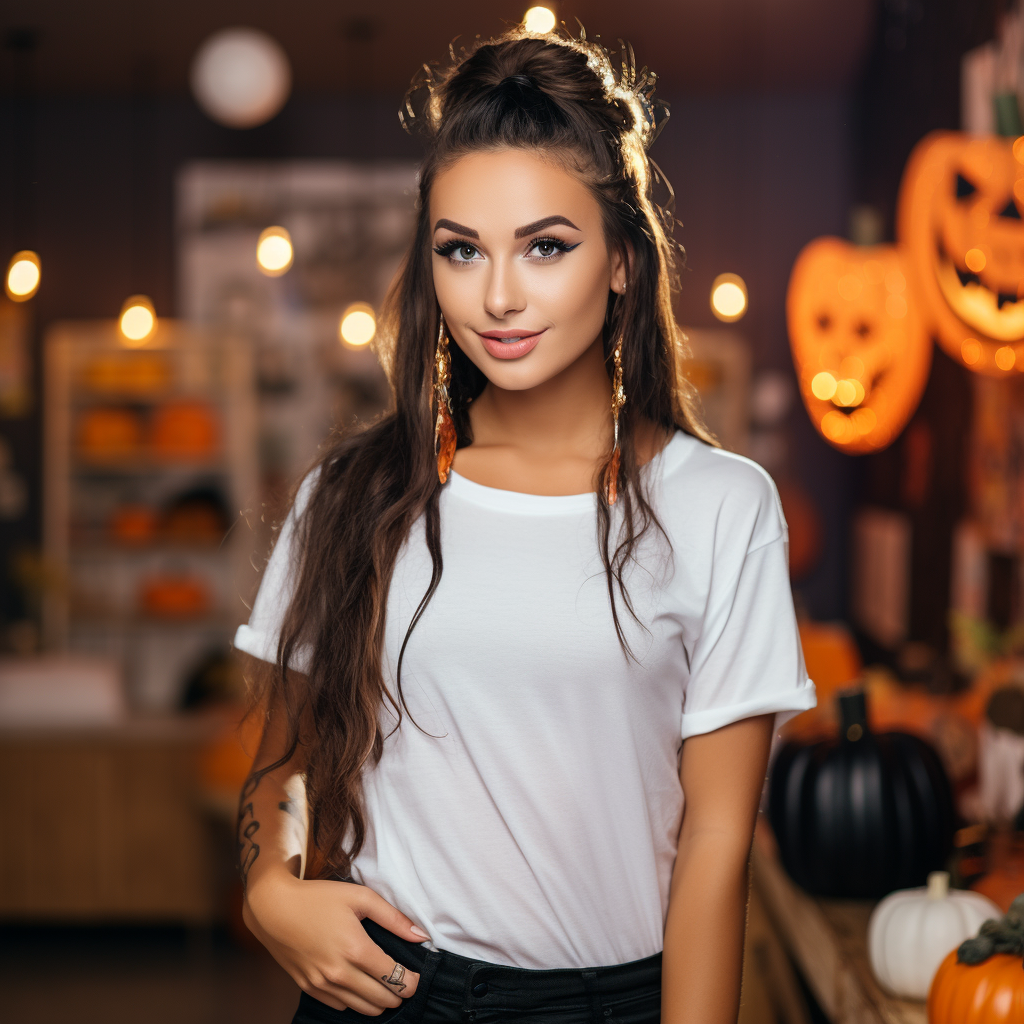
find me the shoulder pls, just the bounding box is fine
[656,431,786,552]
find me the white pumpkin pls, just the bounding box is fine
[867,872,1000,1000]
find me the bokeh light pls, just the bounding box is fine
[5,250,41,301]
[523,7,557,33]
[190,28,292,129]
[339,303,377,347]
[961,338,981,365]
[811,372,837,400]
[964,248,986,274]
[256,226,293,276]
[710,273,748,322]
[119,295,157,346]
[995,345,1016,371]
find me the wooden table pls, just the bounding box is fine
[0,715,227,924]
[749,818,927,1024]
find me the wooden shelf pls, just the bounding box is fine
[751,817,927,1024]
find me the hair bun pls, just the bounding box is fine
[502,73,536,89]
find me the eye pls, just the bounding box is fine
[854,321,871,338]
[955,172,978,200]
[525,236,579,260]
[817,313,832,331]
[433,240,482,263]
[999,198,1022,220]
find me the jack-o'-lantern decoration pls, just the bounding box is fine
[787,238,931,453]
[898,132,1024,376]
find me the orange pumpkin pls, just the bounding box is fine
[928,950,1024,1022]
[787,237,931,453]
[108,504,158,545]
[898,132,1024,376]
[76,407,144,460]
[139,574,210,617]
[149,401,220,461]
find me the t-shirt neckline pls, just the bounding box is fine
[446,430,690,515]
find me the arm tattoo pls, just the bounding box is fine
[237,775,262,889]
[278,798,301,820]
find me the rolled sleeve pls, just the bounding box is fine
[681,532,816,740]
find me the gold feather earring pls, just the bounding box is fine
[434,312,457,483]
[604,336,626,504]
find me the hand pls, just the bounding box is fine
[244,873,429,1014]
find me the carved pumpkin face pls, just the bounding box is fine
[898,132,1024,374]
[787,237,931,454]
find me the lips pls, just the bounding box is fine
[476,328,546,360]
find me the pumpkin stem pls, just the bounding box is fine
[956,894,1024,964]
[838,687,869,742]
[927,871,949,900]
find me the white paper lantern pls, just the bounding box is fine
[867,872,1000,1000]
[190,28,291,129]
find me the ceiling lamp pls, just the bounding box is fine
[5,250,40,301]
[190,28,292,129]
[339,303,376,347]
[119,295,157,346]
[256,226,294,276]
[710,273,748,322]
[523,7,557,33]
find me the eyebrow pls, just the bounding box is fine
[514,215,580,238]
[431,215,582,239]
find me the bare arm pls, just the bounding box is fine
[237,661,429,1014]
[661,714,775,1024]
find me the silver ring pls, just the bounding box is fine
[386,963,406,987]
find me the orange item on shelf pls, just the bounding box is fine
[783,620,862,740]
[108,504,158,545]
[163,503,225,544]
[139,574,211,617]
[81,353,171,395]
[970,831,1024,913]
[76,407,144,460]
[150,401,220,461]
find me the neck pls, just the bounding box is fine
[468,334,612,460]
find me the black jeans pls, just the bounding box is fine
[292,919,663,1024]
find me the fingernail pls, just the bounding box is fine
[410,925,430,939]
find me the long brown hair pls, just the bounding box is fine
[247,27,716,878]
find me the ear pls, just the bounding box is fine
[610,243,631,294]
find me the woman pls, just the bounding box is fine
[234,25,815,1024]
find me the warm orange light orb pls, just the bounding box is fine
[256,226,293,276]
[119,295,157,346]
[339,303,376,347]
[710,273,748,322]
[5,250,41,301]
[523,6,556,33]
[787,237,931,455]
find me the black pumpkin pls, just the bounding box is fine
[767,687,955,898]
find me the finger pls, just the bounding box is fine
[309,980,395,1017]
[353,886,431,944]
[344,935,421,1000]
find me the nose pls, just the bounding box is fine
[483,256,526,320]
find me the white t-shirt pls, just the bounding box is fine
[234,430,815,969]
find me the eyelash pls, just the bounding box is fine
[432,236,580,264]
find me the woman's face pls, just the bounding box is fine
[430,147,626,391]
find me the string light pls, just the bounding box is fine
[710,273,748,322]
[339,303,376,347]
[5,250,41,301]
[119,295,157,346]
[523,7,556,33]
[256,226,293,276]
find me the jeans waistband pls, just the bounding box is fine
[362,919,663,1013]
